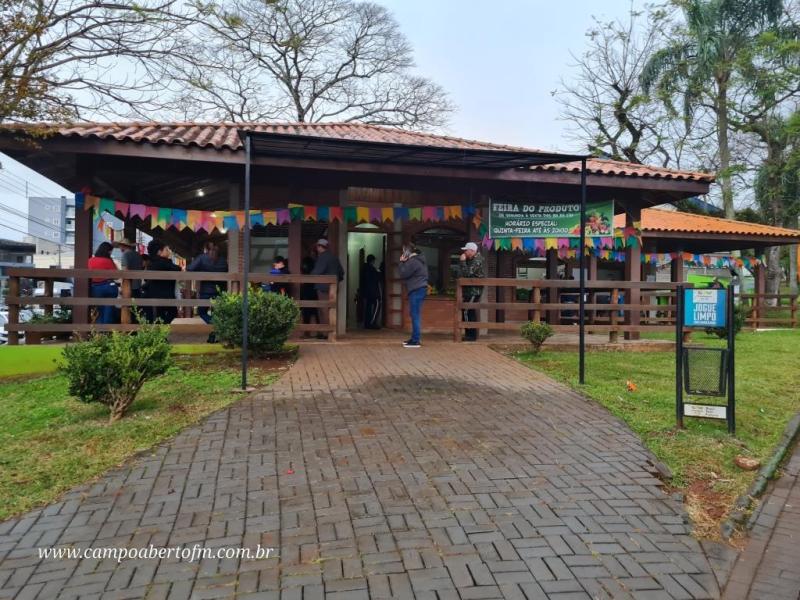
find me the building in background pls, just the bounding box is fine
[25,196,75,268]
[0,238,35,301]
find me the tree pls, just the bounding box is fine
[160,0,453,128]
[641,0,784,219]
[559,8,699,167]
[0,0,187,123]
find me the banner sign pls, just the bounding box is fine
[684,289,727,327]
[489,199,614,238]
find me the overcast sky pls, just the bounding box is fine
[0,0,634,241]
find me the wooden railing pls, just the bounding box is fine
[454,279,690,342]
[4,268,338,344]
[739,292,798,328]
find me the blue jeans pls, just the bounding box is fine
[197,292,216,324]
[408,287,427,343]
[91,281,118,324]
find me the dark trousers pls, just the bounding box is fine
[363,296,381,329]
[463,293,481,340]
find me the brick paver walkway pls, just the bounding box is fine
[0,344,720,599]
[722,444,800,600]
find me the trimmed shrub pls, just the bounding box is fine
[211,288,300,356]
[520,321,553,353]
[60,324,172,422]
[706,302,748,338]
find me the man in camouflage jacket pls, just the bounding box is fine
[458,242,485,341]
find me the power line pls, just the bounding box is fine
[0,202,64,234]
[0,169,64,199]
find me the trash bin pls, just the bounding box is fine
[682,346,728,396]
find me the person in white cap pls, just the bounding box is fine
[458,241,485,341]
[310,238,344,339]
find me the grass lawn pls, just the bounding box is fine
[515,329,800,538]
[0,351,284,520]
[0,343,234,378]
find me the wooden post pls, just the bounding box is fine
[624,206,642,340]
[454,279,462,342]
[7,276,19,345]
[609,287,619,343]
[44,279,54,317]
[289,219,302,298]
[791,295,797,328]
[587,255,597,324]
[328,280,337,342]
[754,263,767,328]
[546,248,559,325]
[73,191,94,329]
[533,287,542,324]
[120,278,132,325]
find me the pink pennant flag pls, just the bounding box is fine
[369,207,382,223]
[128,204,146,220]
[114,201,130,217]
[422,206,437,222]
[144,206,159,225]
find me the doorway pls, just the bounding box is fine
[347,228,386,330]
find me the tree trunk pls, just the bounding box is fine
[716,79,735,219]
[765,245,782,307]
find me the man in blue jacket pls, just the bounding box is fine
[398,244,428,348]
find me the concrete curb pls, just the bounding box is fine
[720,412,800,540]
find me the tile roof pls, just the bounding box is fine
[3,121,715,183]
[615,207,800,238]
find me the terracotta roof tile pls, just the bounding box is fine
[614,207,800,238]
[2,121,715,183]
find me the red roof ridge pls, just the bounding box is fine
[0,120,715,183]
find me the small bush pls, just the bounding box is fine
[211,288,300,356]
[520,321,553,353]
[60,324,172,422]
[705,303,748,338]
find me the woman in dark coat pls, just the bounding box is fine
[142,239,182,323]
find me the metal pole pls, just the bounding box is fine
[676,285,684,429]
[579,159,587,384]
[242,135,252,390]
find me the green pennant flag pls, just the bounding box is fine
[344,206,357,223]
[98,197,115,217]
[409,207,422,221]
[289,206,304,221]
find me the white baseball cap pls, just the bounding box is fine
[461,242,478,252]
[316,238,329,247]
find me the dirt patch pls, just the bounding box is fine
[685,479,736,540]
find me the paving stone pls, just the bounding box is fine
[0,344,720,599]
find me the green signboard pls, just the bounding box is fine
[489,199,614,238]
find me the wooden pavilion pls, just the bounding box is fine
[0,121,796,341]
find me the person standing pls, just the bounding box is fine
[360,254,382,329]
[87,242,118,324]
[398,244,428,348]
[267,255,290,295]
[458,242,485,341]
[114,238,143,298]
[310,239,344,339]
[187,241,228,333]
[142,240,182,323]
